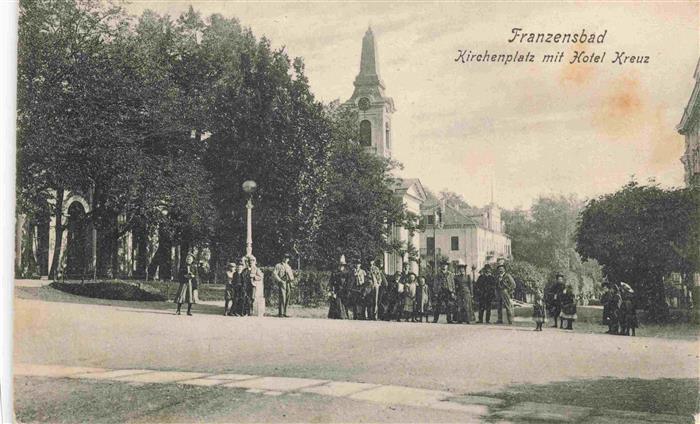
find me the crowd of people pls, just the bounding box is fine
[601,282,638,336]
[173,252,636,336]
[326,256,518,325]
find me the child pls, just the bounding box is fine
[532,290,546,331]
[415,276,430,322]
[402,273,417,322]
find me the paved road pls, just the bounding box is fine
[14,298,698,394]
[12,295,699,422]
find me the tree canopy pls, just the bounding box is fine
[16,0,410,278]
[576,181,699,319]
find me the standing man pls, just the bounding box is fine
[348,259,367,319]
[245,255,265,317]
[545,273,566,328]
[224,262,236,316]
[273,253,295,318]
[367,258,387,320]
[232,259,247,316]
[454,261,474,324]
[432,260,456,323]
[474,264,496,323]
[495,264,515,324]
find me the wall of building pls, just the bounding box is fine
[682,119,699,187]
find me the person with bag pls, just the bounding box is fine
[174,253,198,316]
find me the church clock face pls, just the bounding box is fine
[358,97,371,111]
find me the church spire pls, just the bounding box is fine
[354,26,385,90]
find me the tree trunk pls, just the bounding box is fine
[48,187,64,281]
[147,226,172,280]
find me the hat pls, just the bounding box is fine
[496,264,506,270]
[227,262,236,269]
[283,253,291,259]
[456,259,467,268]
[555,273,565,278]
[439,259,450,266]
[339,255,346,265]
[248,255,257,262]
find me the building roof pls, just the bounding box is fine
[354,26,385,90]
[392,178,427,202]
[678,57,700,134]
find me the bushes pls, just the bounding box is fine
[50,270,333,306]
[50,281,166,301]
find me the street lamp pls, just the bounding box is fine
[242,180,257,257]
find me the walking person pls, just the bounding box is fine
[546,273,566,328]
[559,284,577,330]
[532,289,546,331]
[174,253,198,316]
[454,261,474,324]
[273,254,295,318]
[415,276,430,322]
[432,260,456,323]
[474,264,496,323]
[494,264,515,324]
[328,257,350,319]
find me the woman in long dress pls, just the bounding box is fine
[174,254,198,316]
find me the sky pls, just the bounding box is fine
[126,1,699,209]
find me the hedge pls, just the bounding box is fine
[50,281,166,301]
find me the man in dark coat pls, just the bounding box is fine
[545,273,566,328]
[494,264,515,324]
[474,264,496,323]
[432,261,456,323]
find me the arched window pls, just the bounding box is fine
[360,120,372,147]
[385,122,391,149]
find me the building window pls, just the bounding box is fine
[426,215,434,225]
[427,237,435,254]
[451,236,459,251]
[360,120,371,147]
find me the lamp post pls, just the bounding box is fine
[242,180,257,257]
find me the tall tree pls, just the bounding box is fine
[576,181,699,320]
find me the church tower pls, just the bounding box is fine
[345,27,396,158]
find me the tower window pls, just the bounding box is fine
[360,120,371,147]
[385,122,391,149]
